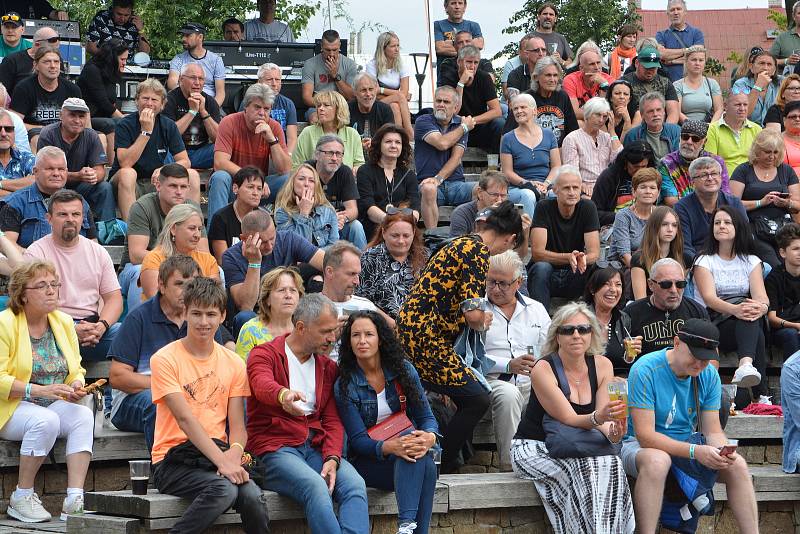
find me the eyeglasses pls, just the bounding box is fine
[691,171,720,181]
[483,191,508,200]
[181,75,205,82]
[0,125,15,132]
[486,278,519,290]
[557,324,593,336]
[318,149,344,158]
[25,282,62,291]
[35,36,59,44]
[1,14,20,22]
[652,279,688,289]
[680,133,704,142]
[786,86,800,92]
[386,206,413,215]
[787,114,800,121]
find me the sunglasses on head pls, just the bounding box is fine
[681,133,704,143]
[749,47,765,62]
[35,36,59,44]
[386,206,413,215]
[652,279,688,289]
[1,14,20,23]
[556,324,592,336]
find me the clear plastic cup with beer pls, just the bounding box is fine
[607,377,628,420]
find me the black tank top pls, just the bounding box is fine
[514,353,599,441]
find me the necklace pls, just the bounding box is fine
[384,168,411,210]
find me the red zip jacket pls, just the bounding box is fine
[245,334,344,459]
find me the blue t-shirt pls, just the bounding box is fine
[270,93,298,133]
[414,113,467,181]
[655,24,705,82]
[627,348,721,441]
[500,128,557,183]
[109,113,185,182]
[222,230,318,289]
[434,19,482,51]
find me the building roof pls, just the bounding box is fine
[637,8,784,89]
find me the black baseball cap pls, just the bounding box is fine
[677,319,720,360]
[178,22,206,35]
[1,12,22,27]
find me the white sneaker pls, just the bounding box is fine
[758,395,773,405]
[397,522,417,534]
[7,493,52,523]
[60,494,84,521]
[732,363,761,389]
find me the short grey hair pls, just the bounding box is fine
[551,164,582,188]
[530,56,563,92]
[35,146,67,168]
[353,71,378,89]
[650,257,685,280]
[243,83,275,108]
[667,0,687,9]
[315,134,345,152]
[457,45,481,61]
[241,209,273,234]
[323,240,362,271]
[582,96,610,120]
[435,85,461,105]
[688,156,722,179]
[293,293,338,326]
[257,62,281,80]
[510,93,536,110]
[0,108,12,125]
[180,62,204,77]
[489,250,525,280]
[541,301,606,356]
[636,37,659,52]
[639,91,666,114]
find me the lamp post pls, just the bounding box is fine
[410,52,430,113]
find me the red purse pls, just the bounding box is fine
[366,382,415,441]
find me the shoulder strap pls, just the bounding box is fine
[395,381,407,412]
[693,376,702,434]
[669,28,689,49]
[549,353,572,399]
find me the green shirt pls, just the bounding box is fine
[0,38,31,59]
[704,117,762,175]
[770,29,800,60]
[291,124,366,171]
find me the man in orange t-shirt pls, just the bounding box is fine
[149,277,268,533]
[562,47,614,120]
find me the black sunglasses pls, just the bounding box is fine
[0,125,14,132]
[557,324,592,336]
[680,133,704,143]
[652,279,688,289]
[35,36,59,44]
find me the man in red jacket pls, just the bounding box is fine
[246,293,369,533]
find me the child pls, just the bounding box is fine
[765,223,800,358]
[150,277,268,533]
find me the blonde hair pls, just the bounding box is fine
[541,301,606,356]
[8,261,58,315]
[748,128,785,165]
[257,267,305,323]
[374,31,402,77]
[135,78,167,103]
[274,163,333,214]
[776,74,800,108]
[684,45,707,60]
[155,204,204,257]
[313,91,350,130]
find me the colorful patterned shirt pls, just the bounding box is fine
[235,317,273,361]
[658,150,731,200]
[0,148,34,183]
[30,327,68,407]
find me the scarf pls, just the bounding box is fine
[610,46,637,79]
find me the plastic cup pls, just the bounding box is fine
[432,448,442,479]
[607,378,628,420]
[486,154,499,170]
[623,337,637,364]
[129,460,151,495]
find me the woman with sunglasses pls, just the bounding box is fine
[693,205,771,407]
[630,206,689,299]
[511,301,634,533]
[356,124,419,241]
[335,311,439,534]
[674,45,723,123]
[356,209,428,321]
[733,48,783,126]
[0,262,94,523]
[591,141,656,226]
[605,79,634,140]
[783,100,800,175]
[397,201,522,474]
[274,163,339,249]
[764,74,800,132]
[730,129,800,268]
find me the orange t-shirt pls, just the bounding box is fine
[785,135,800,176]
[141,247,219,278]
[150,340,250,464]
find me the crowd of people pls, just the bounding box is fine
[1,0,800,532]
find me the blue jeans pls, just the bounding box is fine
[775,328,800,360]
[111,389,156,452]
[340,219,367,250]
[70,180,116,222]
[527,262,588,310]
[187,144,215,170]
[264,173,288,205]
[352,453,437,531]
[507,186,537,218]
[436,180,476,206]
[261,440,368,534]
[79,321,120,362]
[233,310,257,340]
[118,263,144,315]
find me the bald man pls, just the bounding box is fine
[0,26,59,96]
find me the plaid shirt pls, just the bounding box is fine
[0,148,34,182]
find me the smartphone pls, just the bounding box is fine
[779,192,791,198]
[718,443,738,457]
[514,203,524,212]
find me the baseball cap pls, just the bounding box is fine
[638,46,661,69]
[677,319,720,360]
[178,22,207,35]
[1,12,22,27]
[61,98,90,113]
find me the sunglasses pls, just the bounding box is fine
[386,206,413,215]
[652,279,688,289]
[35,36,59,44]
[680,133,704,142]
[1,14,20,23]
[748,47,765,62]
[0,125,14,132]
[557,324,592,336]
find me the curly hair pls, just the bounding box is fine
[336,310,422,407]
[368,123,412,169]
[366,210,428,276]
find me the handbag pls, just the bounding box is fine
[752,213,791,245]
[163,438,268,489]
[542,354,622,458]
[367,382,415,441]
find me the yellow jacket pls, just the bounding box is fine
[0,308,85,429]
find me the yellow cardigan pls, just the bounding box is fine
[0,308,85,429]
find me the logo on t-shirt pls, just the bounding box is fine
[319,74,330,84]
[183,370,225,410]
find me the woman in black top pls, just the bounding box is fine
[591,141,656,226]
[511,301,633,533]
[356,123,419,242]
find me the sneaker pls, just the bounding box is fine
[732,363,761,389]
[397,522,417,534]
[7,493,52,523]
[758,395,773,405]
[60,494,84,521]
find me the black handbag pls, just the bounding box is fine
[541,354,622,458]
[163,438,268,489]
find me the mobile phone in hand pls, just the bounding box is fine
[718,443,738,457]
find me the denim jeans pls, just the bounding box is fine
[436,180,476,207]
[774,327,800,360]
[118,263,143,314]
[507,186,537,218]
[352,452,437,532]
[70,180,116,223]
[79,321,120,362]
[153,460,268,534]
[186,144,215,170]
[207,170,235,225]
[264,173,288,205]
[111,389,156,452]
[527,262,588,310]
[233,310,257,340]
[261,439,369,534]
[340,219,367,250]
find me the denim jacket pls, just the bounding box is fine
[334,360,439,460]
[1,184,92,248]
[274,205,339,248]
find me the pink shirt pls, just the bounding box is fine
[785,135,800,176]
[561,128,622,184]
[24,235,120,319]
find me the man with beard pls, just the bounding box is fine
[434,0,483,75]
[0,146,95,249]
[347,73,394,150]
[622,46,680,123]
[166,22,225,106]
[0,26,58,97]
[531,3,572,65]
[25,187,123,361]
[623,92,681,160]
[660,119,730,205]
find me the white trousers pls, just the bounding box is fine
[0,400,94,457]
[487,377,531,469]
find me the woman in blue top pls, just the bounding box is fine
[733,48,783,126]
[274,163,339,248]
[500,93,561,196]
[335,311,439,534]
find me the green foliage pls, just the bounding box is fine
[768,8,788,31]
[52,0,320,59]
[704,57,725,76]
[494,0,640,61]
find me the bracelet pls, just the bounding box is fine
[230,442,245,453]
[247,262,261,269]
[589,410,601,426]
[505,360,512,373]
[689,444,696,459]
[99,319,110,332]
[755,199,762,208]
[610,135,619,141]
[140,130,152,137]
[188,109,198,117]
[277,388,288,404]
[201,114,211,120]
[380,87,385,95]
[781,319,788,328]
[0,229,5,238]
[461,123,469,135]
[24,382,32,400]
[324,455,341,469]
[753,85,764,92]
[457,82,465,88]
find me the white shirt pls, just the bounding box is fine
[693,253,761,308]
[484,293,551,386]
[328,295,378,362]
[365,58,413,90]
[285,341,316,415]
[376,388,392,424]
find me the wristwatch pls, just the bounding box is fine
[334,74,342,82]
[268,138,280,146]
[140,130,152,137]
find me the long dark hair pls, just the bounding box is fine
[368,123,412,169]
[701,205,755,258]
[89,38,126,82]
[476,200,523,248]
[582,266,625,313]
[336,310,422,407]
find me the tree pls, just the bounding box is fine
[53,0,320,59]
[495,0,640,61]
